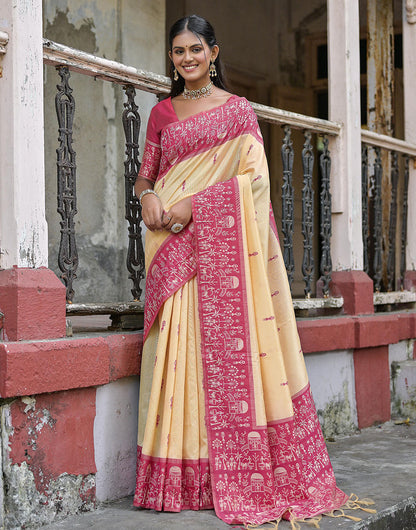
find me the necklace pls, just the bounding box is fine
[183,81,213,100]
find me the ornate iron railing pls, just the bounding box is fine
[361,130,416,300]
[44,39,344,315]
[55,66,78,303]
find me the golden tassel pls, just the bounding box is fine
[290,519,302,530]
[344,493,377,514]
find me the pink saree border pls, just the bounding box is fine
[191,177,348,525]
[134,446,213,511]
[134,383,347,521]
[143,225,197,340]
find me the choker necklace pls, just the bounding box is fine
[183,81,213,100]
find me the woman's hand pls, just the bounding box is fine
[161,196,193,233]
[141,194,165,231]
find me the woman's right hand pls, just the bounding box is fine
[141,194,164,231]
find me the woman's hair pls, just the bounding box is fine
[168,15,228,98]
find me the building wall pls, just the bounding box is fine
[166,0,328,106]
[43,0,165,303]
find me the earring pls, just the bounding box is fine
[209,60,217,78]
[173,68,179,81]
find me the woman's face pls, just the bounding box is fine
[169,29,218,87]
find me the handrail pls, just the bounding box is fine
[43,39,170,95]
[251,102,341,135]
[43,39,341,135]
[361,129,416,157]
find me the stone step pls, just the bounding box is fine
[42,421,416,530]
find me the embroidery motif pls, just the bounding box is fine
[144,226,197,339]
[134,447,213,511]
[139,140,161,182]
[157,99,262,180]
[191,178,347,525]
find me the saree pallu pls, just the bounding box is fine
[134,96,348,525]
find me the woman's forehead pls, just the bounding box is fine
[172,29,205,48]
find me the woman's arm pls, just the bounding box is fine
[134,177,165,231]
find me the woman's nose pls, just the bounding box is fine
[183,49,192,61]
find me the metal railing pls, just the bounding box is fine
[361,130,416,306]
[44,39,344,316]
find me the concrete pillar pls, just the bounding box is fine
[327,0,374,313]
[0,0,48,269]
[327,0,363,271]
[403,1,416,278]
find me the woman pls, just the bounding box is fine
[133,14,348,527]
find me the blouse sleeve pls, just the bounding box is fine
[138,106,162,183]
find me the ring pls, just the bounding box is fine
[171,223,184,234]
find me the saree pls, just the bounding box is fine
[133,95,348,525]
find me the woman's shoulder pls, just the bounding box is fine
[150,96,173,117]
[147,97,176,136]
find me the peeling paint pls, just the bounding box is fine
[1,398,96,528]
[3,461,95,529]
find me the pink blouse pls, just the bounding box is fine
[138,98,177,183]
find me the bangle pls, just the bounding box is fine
[139,189,159,207]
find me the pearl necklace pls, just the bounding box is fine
[183,81,213,100]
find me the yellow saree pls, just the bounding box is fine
[133,95,347,525]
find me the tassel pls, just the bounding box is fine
[344,514,364,522]
[305,515,322,528]
[345,493,377,514]
[290,519,301,530]
[290,516,322,528]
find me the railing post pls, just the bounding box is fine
[319,137,332,296]
[386,152,399,291]
[122,85,145,301]
[400,157,410,290]
[361,145,369,275]
[301,131,315,297]
[281,125,295,289]
[56,66,78,302]
[372,147,383,292]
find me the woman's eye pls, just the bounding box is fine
[192,47,202,53]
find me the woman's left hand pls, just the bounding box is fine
[162,196,193,233]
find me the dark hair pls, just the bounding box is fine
[168,15,228,98]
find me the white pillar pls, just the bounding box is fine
[403,1,416,272]
[327,0,363,270]
[0,0,48,268]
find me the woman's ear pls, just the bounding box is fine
[211,44,219,62]
[168,50,172,61]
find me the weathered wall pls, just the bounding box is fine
[1,390,96,529]
[390,339,416,419]
[94,377,140,501]
[43,0,165,303]
[305,350,358,438]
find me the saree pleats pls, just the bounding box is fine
[134,96,347,524]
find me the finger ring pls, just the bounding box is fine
[171,223,184,233]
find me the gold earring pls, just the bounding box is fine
[173,68,179,81]
[209,60,217,78]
